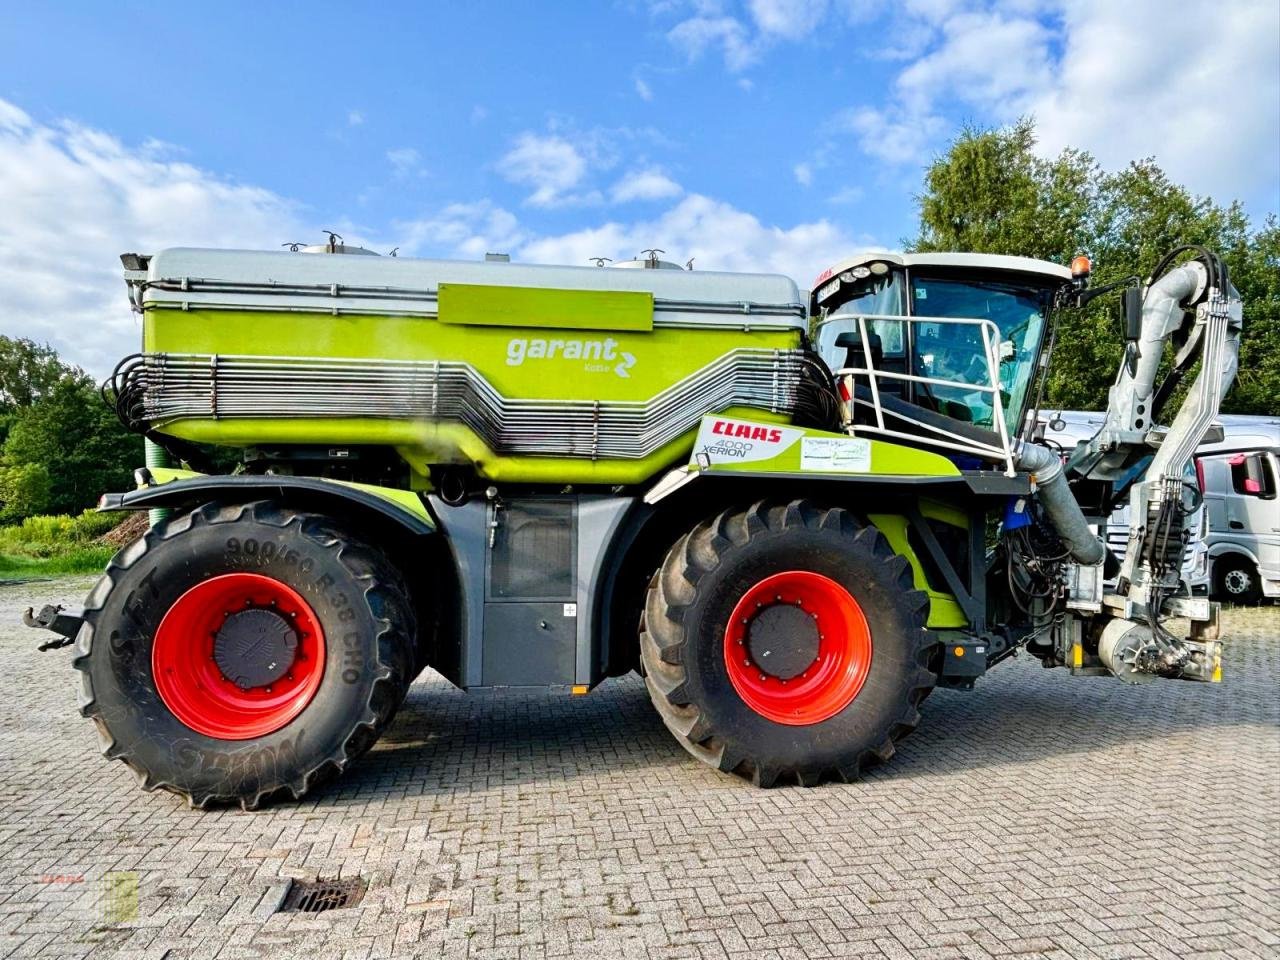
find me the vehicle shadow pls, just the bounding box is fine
[312,639,1278,806]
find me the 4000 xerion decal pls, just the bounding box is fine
[690,417,875,473]
[691,417,805,464]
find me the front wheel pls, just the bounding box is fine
[1215,556,1263,605]
[641,500,938,787]
[74,501,416,809]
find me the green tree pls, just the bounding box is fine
[0,336,71,412]
[910,121,1279,415]
[0,463,52,523]
[913,119,1096,263]
[1,376,139,518]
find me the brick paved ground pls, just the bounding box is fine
[1,576,1277,960]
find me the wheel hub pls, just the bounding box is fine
[152,573,326,740]
[213,608,298,690]
[723,570,873,726]
[746,605,819,680]
[1224,569,1251,594]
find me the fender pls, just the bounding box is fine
[99,467,435,536]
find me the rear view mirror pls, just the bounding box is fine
[1229,452,1277,500]
[1123,286,1143,341]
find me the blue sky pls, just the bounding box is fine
[1,1,1277,374]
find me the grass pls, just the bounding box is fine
[0,510,122,580]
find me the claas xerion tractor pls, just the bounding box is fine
[25,240,1242,808]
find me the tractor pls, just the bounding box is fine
[25,241,1241,808]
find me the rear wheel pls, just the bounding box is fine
[74,501,416,809]
[641,500,937,787]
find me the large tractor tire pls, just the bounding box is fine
[73,501,416,809]
[641,500,937,787]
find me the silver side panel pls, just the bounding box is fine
[139,248,807,330]
[128,349,807,460]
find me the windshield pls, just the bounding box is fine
[909,275,1050,429]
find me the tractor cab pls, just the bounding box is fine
[810,252,1071,469]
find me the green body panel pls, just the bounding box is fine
[675,415,970,628]
[146,466,435,528]
[145,308,800,484]
[686,414,961,478]
[438,284,653,331]
[868,509,969,629]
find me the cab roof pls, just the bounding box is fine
[811,250,1072,291]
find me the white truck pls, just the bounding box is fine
[1195,415,1280,603]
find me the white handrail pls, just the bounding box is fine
[830,312,1017,476]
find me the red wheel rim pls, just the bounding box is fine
[723,571,871,725]
[152,573,325,740]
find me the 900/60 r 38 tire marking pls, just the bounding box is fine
[73,501,417,810]
[642,499,938,788]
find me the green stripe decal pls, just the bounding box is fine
[438,284,654,332]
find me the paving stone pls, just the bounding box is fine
[3,578,1277,958]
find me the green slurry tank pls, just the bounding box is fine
[23,242,1240,809]
[127,247,813,484]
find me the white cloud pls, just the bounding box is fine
[667,14,757,72]
[496,132,594,207]
[829,184,865,205]
[827,0,1279,208]
[793,162,813,187]
[347,110,364,127]
[635,76,654,101]
[519,193,862,286]
[895,10,1052,114]
[0,99,302,377]
[394,200,528,261]
[748,0,829,39]
[610,168,683,203]
[386,147,425,178]
[393,191,865,288]
[470,105,489,125]
[837,105,945,166]
[1030,0,1280,208]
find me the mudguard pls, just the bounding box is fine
[99,468,435,536]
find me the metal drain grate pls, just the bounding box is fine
[278,877,367,914]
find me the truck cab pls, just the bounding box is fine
[811,250,1070,469]
[1195,416,1280,603]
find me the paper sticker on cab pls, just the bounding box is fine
[800,436,872,473]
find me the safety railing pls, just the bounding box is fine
[826,312,1017,476]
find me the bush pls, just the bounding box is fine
[0,462,51,522]
[0,509,122,558]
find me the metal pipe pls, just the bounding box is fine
[1017,441,1105,565]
